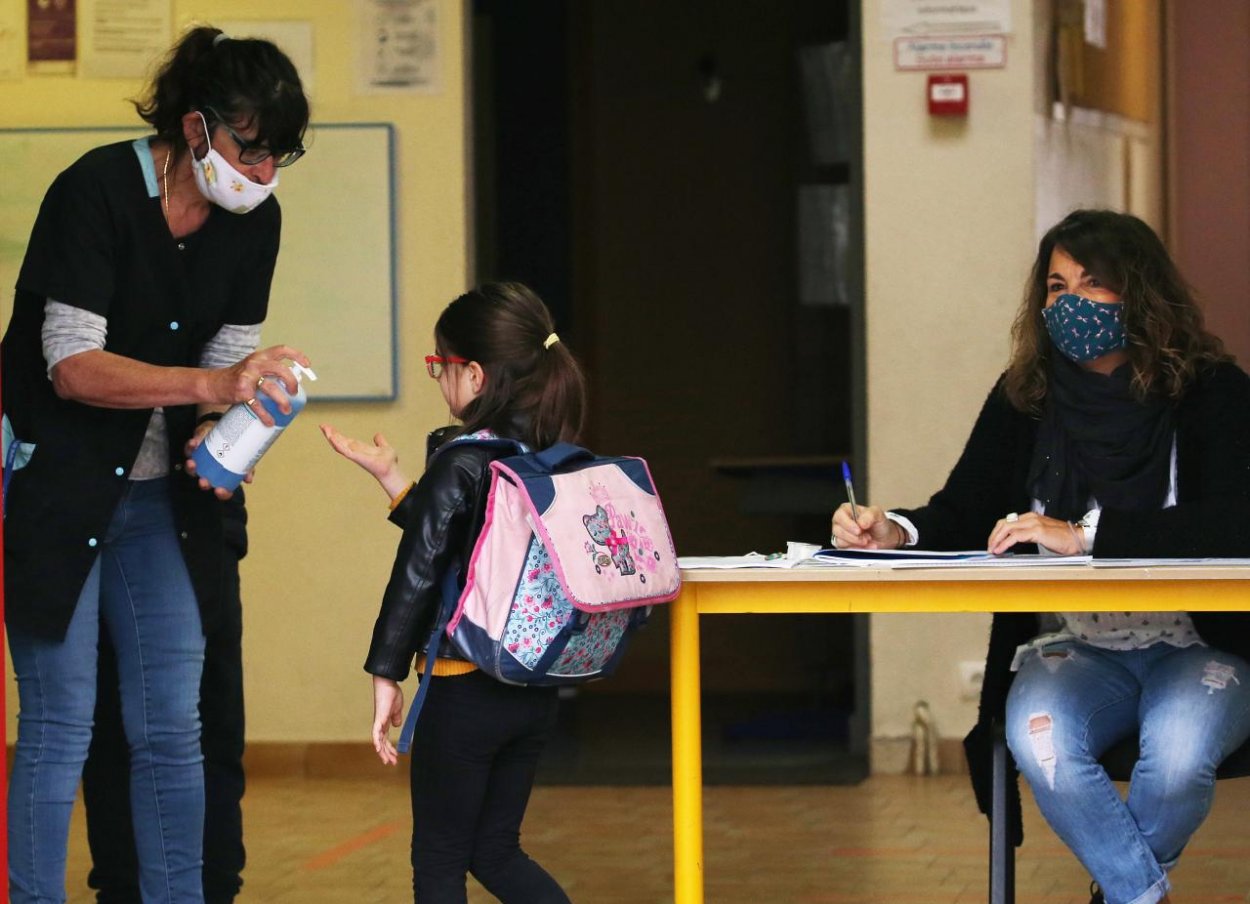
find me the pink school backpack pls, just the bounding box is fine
[397,434,681,753]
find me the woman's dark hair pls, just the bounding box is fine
[435,282,587,448]
[133,25,309,156]
[1003,208,1228,412]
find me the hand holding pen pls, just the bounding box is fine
[830,461,905,550]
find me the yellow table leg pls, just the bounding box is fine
[671,586,704,904]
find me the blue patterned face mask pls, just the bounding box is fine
[1042,293,1127,362]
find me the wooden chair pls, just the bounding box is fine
[987,721,1250,904]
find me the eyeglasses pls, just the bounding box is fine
[424,354,469,378]
[204,107,306,168]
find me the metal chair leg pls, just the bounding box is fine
[989,725,1015,904]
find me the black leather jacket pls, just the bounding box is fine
[363,442,510,681]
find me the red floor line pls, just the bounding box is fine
[302,821,404,871]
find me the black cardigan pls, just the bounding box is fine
[894,361,1250,846]
[2,139,280,640]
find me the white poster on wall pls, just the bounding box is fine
[78,0,171,79]
[357,0,440,94]
[880,0,1012,39]
[1084,0,1107,49]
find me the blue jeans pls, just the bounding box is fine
[8,479,206,904]
[1006,640,1250,904]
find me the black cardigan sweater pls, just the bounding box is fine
[893,361,1250,846]
[3,140,279,640]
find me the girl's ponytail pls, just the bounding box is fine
[530,336,586,448]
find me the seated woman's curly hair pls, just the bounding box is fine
[1003,209,1228,413]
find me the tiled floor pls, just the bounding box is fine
[57,772,1250,902]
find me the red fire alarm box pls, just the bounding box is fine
[927,73,969,116]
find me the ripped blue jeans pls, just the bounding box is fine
[1005,641,1250,904]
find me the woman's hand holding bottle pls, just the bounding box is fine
[211,344,311,427]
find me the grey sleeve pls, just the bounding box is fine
[41,299,107,374]
[199,323,263,368]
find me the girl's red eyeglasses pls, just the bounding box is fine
[424,354,469,378]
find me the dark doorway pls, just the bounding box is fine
[472,0,865,785]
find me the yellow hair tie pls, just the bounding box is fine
[543,333,560,350]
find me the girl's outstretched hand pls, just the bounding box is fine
[371,676,403,766]
[320,423,411,500]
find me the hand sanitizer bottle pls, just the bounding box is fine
[192,363,318,491]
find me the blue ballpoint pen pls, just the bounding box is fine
[841,460,859,521]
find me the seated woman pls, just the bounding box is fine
[830,209,1250,904]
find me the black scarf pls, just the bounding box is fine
[1027,355,1174,522]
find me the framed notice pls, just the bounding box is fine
[894,35,1007,71]
[880,0,1012,38]
[27,0,75,63]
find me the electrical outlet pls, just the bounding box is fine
[958,660,984,701]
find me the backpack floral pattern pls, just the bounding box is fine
[503,536,631,675]
[549,609,631,676]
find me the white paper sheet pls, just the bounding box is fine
[677,553,805,570]
[1090,558,1250,568]
[357,0,440,94]
[890,554,1093,569]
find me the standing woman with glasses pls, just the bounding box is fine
[3,25,310,903]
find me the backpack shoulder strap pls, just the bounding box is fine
[530,442,595,472]
[428,431,528,465]
[395,565,462,755]
[394,432,531,753]
[491,442,596,482]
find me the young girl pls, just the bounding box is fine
[322,282,585,903]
